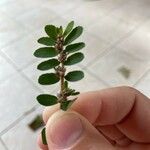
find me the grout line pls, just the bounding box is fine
[86,17,150,69]
[0,138,9,150]
[79,64,111,88]
[0,51,43,93]
[0,105,39,137]
[134,68,150,87]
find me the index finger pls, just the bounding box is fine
[72,86,150,143]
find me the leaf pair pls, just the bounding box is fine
[38,21,83,47]
[37,94,74,111]
[38,70,84,85]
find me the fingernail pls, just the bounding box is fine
[49,113,83,149]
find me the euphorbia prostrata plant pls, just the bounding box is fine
[34,21,85,145]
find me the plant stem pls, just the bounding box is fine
[60,62,64,95]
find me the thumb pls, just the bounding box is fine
[46,110,112,150]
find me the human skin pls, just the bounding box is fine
[38,86,150,150]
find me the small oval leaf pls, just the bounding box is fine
[38,37,55,46]
[64,26,83,45]
[45,25,57,40]
[64,52,84,66]
[37,59,60,71]
[65,71,84,82]
[64,42,85,54]
[37,94,58,106]
[38,73,60,85]
[41,128,47,145]
[34,47,58,58]
[60,100,75,111]
[63,21,74,37]
[58,26,63,35]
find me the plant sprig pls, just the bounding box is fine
[34,21,85,145]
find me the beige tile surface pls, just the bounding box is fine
[81,32,110,66]
[43,0,83,16]
[0,14,27,49]
[110,0,150,28]
[2,107,43,150]
[0,73,40,132]
[62,1,105,28]
[0,55,17,83]
[0,141,6,150]
[22,60,59,94]
[118,20,150,61]
[16,6,60,31]
[1,32,40,69]
[88,48,150,86]
[0,0,44,19]
[135,71,150,97]
[88,15,135,45]
[63,66,107,93]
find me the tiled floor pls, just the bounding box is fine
[0,0,150,149]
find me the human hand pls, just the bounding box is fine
[38,87,150,150]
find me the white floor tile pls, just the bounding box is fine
[2,107,43,150]
[0,14,27,49]
[88,48,150,86]
[135,71,150,98]
[85,0,126,15]
[0,141,5,150]
[81,32,110,66]
[0,0,13,5]
[88,15,136,45]
[2,31,41,69]
[110,0,150,28]
[0,55,17,83]
[0,73,40,132]
[62,2,105,28]
[43,0,83,16]
[0,0,44,19]
[22,61,58,94]
[2,18,67,70]
[63,65,107,92]
[16,6,61,31]
[118,20,150,61]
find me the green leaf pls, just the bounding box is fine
[64,26,83,45]
[41,128,47,145]
[45,25,57,40]
[64,52,84,66]
[65,71,84,82]
[34,47,58,58]
[38,73,60,85]
[64,42,85,54]
[37,94,58,106]
[38,37,55,46]
[37,59,60,71]
[71,91,80,96]
[63,21,74,37]
[59,26,63,35]
[60,100,74,111]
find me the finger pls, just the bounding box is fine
[116,89,150,143]
[46,110,113,150]
[43,104,59,123]
[43,87,150,143]
[96,125,132,146]
[73,87,150,143]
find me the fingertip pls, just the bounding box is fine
[72,91,102,124]
[43,104,59,123]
